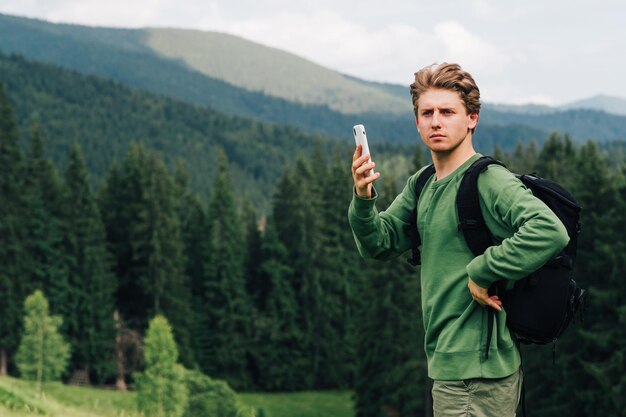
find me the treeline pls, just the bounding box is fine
[6,50,624,217]
[2,75,626,417]
[0,52,338,213]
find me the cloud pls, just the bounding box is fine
[470,0,529,20]
[200,8,445,85]
[7,0,621,104]
[433,21,513,76]
[28,0,163,27]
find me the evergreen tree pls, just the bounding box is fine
[293,153,343,388]
[135,315,188,417]
[63,142,116,383]
[22,124,69,319]
[250,220,304,390]
[241,199,264,310]
[352,173,427,417]
[101,145,193,366]
[492,143,506,163]
[412,144,427,172]
[133,150,193,365]
[313,151,359,387]
[201,150,252,389]
[535,133,577,187]
[15,290,70,396]
[174,160,206,368]
[0,82,26,375]
[568,141,623,416]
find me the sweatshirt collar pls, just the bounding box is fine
[431,153,483,188]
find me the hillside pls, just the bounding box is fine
[144,27,409,114]
[0,376,353,417]
[0,52,340,211]
[3,12,626,146]
[0,13,408,116]
[561,94,626,116]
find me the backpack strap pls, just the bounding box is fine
[457,156,506,256]
[457,156,507,359]
[407,164,436,266]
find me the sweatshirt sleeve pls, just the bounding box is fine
[348,174,420,260]
[466,165,570,288]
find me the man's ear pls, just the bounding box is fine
[469,112,479,129]
[415,115,419,131]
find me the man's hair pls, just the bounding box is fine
[410,63,481,118]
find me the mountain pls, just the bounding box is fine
[143,27,409,115]
[0,52,340,212]
[0,52,548,216]
[1,12,626,147]
[483,102,556,115]
[0,13,407,115]
[0,13,422,143]
[561,94,626,116]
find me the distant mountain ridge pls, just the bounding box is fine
[0,13,408,116]
[144,27,410,115]
[1,12,626,145]
[561,94,626,116]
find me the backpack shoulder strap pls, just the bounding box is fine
[457,156,507,360]
[408,164,436,266]
[457,156,506,256]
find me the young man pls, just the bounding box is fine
[348,63,569,417]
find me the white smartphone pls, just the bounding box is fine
[353,124,374,177]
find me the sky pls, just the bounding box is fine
[2,0,626,106]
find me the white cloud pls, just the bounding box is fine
[200,9,444,85]
[2,0,626,104]
[434,21,513,76]
[39,0,167,27]
[470,0,529,20]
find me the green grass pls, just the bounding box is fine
[0,376,140,417]
[239,391,354,417]
[0,376,354,417]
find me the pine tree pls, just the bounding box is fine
[535,133,577,187]
[174,160,206,368]
[22,124,69,319]
[135,315,188,417]
[201,150,252,389]
[312,151,359,387]
[568,141,623,416]
[292,154,337,387]
[63,142,116,383]
[412,144,427,172]
[0,82,26,375]
[101,145,193,366]
[352,173,427,417]
[15,290,70,396]
[241,199,264,310]
[251,220,304,390]
[133,151,193,365]
[492,143,506,163]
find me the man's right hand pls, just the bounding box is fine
[352,144,381,199]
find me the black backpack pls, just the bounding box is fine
[408,156,587,352]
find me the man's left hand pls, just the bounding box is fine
[468,277,502,312]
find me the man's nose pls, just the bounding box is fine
[431,112,441,127]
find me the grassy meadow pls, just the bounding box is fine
[0,376,354,417]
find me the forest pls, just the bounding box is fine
[1,71,626,416]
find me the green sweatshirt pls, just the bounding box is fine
[348,153,569,380]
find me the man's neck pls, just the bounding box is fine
[431,141,476,180]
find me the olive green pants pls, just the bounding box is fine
[432,368,523,417]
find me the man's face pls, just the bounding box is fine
[415,88,478,154]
